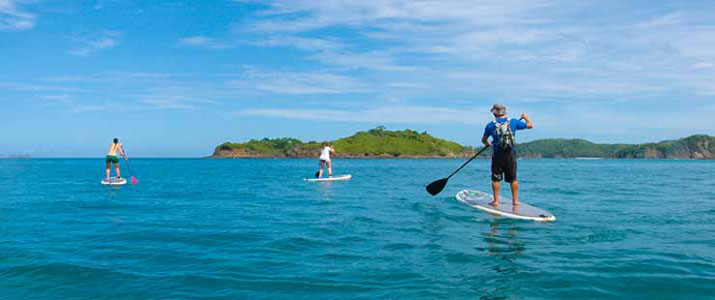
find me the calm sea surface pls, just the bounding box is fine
[1,158,714,299]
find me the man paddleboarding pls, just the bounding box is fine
[316,142,336,178]
[105,137,127,180]
[481,104,533,207]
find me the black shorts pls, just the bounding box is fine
[491,150,517,183]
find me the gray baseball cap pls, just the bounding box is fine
[490,104,506,114]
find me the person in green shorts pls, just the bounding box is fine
[105,137,127,180]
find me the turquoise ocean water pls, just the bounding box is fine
[1,158,714,299]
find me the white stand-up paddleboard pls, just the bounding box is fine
[456,189,555,222]
[304,174,352,182]
[101,177,127,186]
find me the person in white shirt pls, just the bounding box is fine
[316,142,336,178]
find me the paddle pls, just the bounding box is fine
[426,145,490,196]
[426,116,526,196]
[122,148,138,185]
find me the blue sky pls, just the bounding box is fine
[1,0,714,157]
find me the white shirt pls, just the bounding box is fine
[320,146,332,161]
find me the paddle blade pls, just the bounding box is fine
[130,176,138,185]
[426,178,449,196]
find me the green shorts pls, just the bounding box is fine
[105,155,119,164]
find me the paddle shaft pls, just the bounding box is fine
[445,145,490,179]
[122,148,134,178]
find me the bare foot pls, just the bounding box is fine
[512,201,519,206]
[489,201,498,207]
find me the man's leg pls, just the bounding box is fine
[327,160,332,177]
[115,163,121,178]
[490,153,503,206]
[491,181,501,206]
[510,180,519,206]
[506,151,518,206]
[106,162,111,179]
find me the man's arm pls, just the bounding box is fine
[482,125,492,146]
[481,135,491,146]
[520,113,533,129]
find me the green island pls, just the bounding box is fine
[211,127,714,159]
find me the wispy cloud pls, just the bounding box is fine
[255,35,414,71]
[43,72,200,84]
[179,35,212,46]
[241,1,715,99]
[308,51,417,71]
[0,0,35,31]
[36,95,115,113]
[68,31,122,56]
[257,36,342,51]
[71,104,112,113]
[239,106,482,124]
[637,12,682,29]
[134,85,220,110]
[177,35,231,49]
[28,72,225,112]
[0,82,89,93]
[41,94,72,101]
[245,0,556,34]
[227,67,368,94]
[138,97,196,110]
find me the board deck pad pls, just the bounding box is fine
[304,174,352,182]
[101,177,127,185]
[456,189,556,222]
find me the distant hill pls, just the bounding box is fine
[211,127,472,158]
[211,128,714,159]
[517,134,715,159]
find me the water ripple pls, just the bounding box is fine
[0,159,713,299]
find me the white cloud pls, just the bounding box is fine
[43,72,199,83]
[255,35,414,71]
[386,82,423,89]
[637,12,682,29]
[72,104,110,113]
[68,31,122,56]
[41,94,71,101]
[178,35,233,49]
[239,105,482,124]
[693,62,713,70]
[308,51,416,71]
[241,1,715,100]
[179,35,212,46]
[247,0,555,32]
[0,0,35,31]
[227,68,368,94]
[0,82,89,93]
[134,85,220,110]
[257,36,342,51]
[138,97,196,110]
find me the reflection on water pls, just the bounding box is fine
[314,181,337,199]
[484,220,525,261]
[478,220,527,299]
